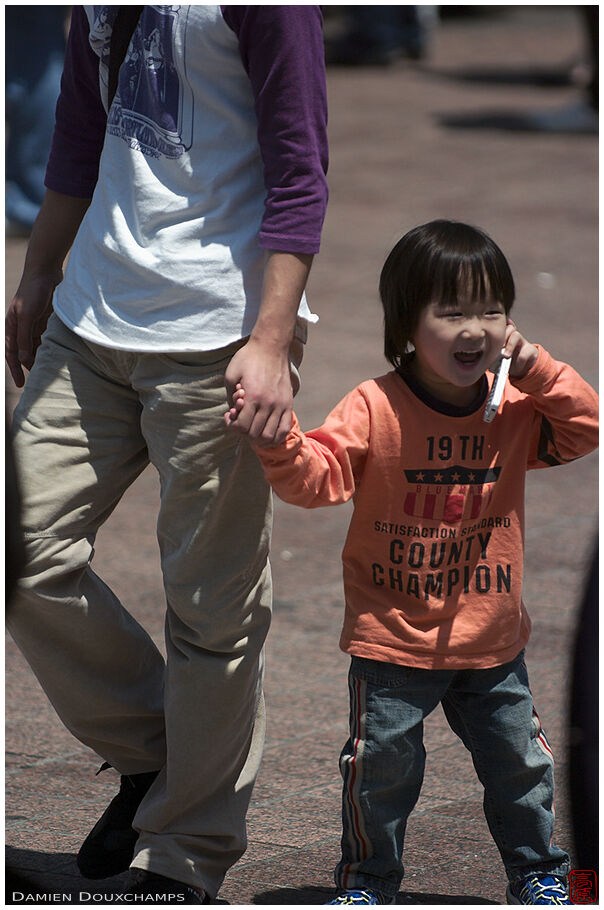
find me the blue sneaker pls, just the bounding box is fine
[327,890,395,905]
[506,875,571,904]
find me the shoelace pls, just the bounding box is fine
[331,891,384,905]
[519,876,569,904]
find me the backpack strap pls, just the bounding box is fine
[108,5,144,108]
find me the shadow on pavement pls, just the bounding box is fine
[422,61,597,135]
[4,849,499,905]
[255,887,498,905]
[429,64,575,88]
[436,109,597,134]
[5,847,127,905]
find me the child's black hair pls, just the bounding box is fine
[380,220,516,369]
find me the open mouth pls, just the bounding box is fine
[454,351,483,365]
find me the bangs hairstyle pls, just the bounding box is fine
[380,220,515,369]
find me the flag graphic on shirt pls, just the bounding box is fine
[403,465,501,524]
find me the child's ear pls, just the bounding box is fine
[405,340,416,354]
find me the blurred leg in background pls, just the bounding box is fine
[5,6,67,236]
[325,6,438,66]
[581,5,598,114]
[528,5,598,133]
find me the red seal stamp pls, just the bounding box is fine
[569,870,597,904]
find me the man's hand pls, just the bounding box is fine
[225,338,294,447]
[5,189,91,387]
[6,271,61,387]
[224,250,313,446]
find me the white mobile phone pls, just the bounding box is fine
[483,354,511,423]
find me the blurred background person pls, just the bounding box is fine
[324,6,438,66]
[6,6,68,236]
[568,544,598,873]
[526,5,598,133]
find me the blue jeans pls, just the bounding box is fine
[335,652,570,898]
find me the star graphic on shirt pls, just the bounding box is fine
[404,465,502,486]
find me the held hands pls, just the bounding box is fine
[224,250,312,447]
[224,336,293,448]
[499,319,539,379]
[225,383,247,424]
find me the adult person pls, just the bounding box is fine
[6,6,328,903]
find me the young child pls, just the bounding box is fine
[225,220,598,905]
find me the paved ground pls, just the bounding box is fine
[5,7,598,907]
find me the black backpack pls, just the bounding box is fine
[108,5,144,107]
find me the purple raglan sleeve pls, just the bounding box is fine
[222,6,329,254]
[44,7,107,198]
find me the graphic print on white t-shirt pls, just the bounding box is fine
[105,5,194,158]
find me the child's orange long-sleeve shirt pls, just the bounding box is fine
[254,346,598,669]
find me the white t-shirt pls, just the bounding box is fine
[50,6,327,352]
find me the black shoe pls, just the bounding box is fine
[77,766,160,879]
[123,869,208,904]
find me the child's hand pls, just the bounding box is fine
[224,383,286,448]
[502,319,539,379]
[225,383,290,448]
[224,383,246,428]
